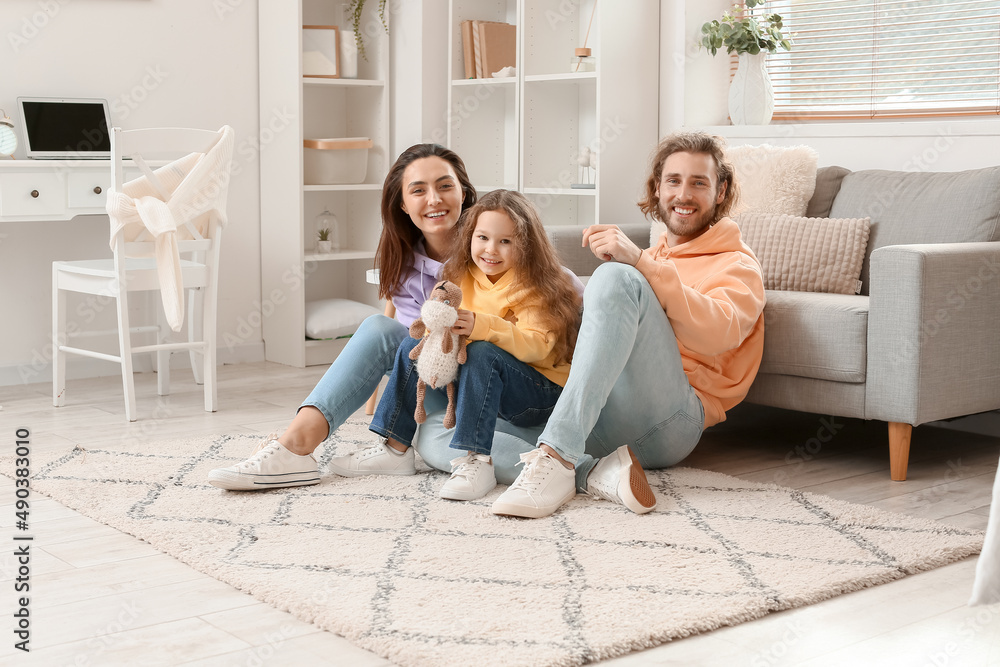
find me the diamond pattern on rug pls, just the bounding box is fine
[5,418,983,667]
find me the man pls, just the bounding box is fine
[490,130,767,519]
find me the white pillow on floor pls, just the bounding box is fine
[305,298,381,339]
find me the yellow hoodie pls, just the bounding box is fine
[459,265,571,386]
[634,217,766,427]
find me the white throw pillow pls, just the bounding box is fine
[649,143,819,248]
[727,143,819,216]
[304,298,382,339]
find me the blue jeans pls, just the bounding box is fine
[412,262,705,491]
[299,314,408,434]
[371,338,563,455]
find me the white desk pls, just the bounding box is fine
[0,160,111,222]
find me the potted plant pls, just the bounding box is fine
[317,227,333,254]
[700,0,791,125]
[346,0,389,62]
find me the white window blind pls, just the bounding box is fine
[758,0,1000,119]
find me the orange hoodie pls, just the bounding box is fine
[633,217,766,427]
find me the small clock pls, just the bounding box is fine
[0,110,17,158]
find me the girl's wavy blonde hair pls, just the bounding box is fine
[443,189,582,365]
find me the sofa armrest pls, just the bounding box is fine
[548,223,650,278]
[867,242,1000,425]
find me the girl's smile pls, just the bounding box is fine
[471,210,517,283]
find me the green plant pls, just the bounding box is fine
[347,0,389,62]
[700,0,791,56]
[317,227,331,241]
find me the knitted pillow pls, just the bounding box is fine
[649,143,819,247]
[736,213,871,295]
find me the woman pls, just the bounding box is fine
[208,144,477,490]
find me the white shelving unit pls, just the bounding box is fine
[260,0,389,367]
[447,0,659,228]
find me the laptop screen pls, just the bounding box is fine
[18,97,112,159]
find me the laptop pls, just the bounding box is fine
[17,97,112,159]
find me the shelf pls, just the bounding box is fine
[304,249,377,261]
[302,78,386,87]
[524,72,597,83]
[452,77,517,87]
[303,184,382,192]
[523,187,596,196]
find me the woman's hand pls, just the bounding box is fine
[452,309,475,336]
[582,224,642,266]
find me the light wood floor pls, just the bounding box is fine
[1,361,998,666]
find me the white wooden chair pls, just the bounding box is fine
[52,126,233,421]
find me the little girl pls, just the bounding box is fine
[366,189,582,500]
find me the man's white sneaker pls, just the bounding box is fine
[440,453,496,501]
[491,448,576,518]
[327,440,416,477]
[208,437,320,491]
[586,445,656,514]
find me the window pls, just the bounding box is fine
[762,0,1000,119]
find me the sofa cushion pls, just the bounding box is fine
[737,213,871,294]
[830,166,1000,294]
[760,290,869,383]
[805,165,851,218]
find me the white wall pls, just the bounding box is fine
[660,0,1000,171]
[0,0,262,386]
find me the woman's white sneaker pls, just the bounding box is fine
[328,440,416,477]
[491,448,576,518]
[440,453,496,500]
[586,445,656,513]
[208,438,320,491]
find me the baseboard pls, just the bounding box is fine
[0,341,267,388]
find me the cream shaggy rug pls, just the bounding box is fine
[7,419,983,666]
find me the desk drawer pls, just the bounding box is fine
[0,173,66,218]
[68,171,111,209]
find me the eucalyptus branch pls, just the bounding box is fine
[701,0,791,56]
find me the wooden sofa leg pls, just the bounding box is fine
[888,422,913,481]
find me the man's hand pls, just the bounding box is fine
[452,309,475,336]
[582,224,643,266]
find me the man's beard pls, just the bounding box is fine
[657,201,717,240]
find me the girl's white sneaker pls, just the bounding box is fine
[440,452,496,500]
[327,440,416,477]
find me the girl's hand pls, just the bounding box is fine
[452,309,475,336]
[582,224,642,266]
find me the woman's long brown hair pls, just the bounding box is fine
[443,190,582,365]
[375,144,477,300]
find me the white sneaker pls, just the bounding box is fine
[208,437,320,491]
[327,440,416,477]
[586,445,656,514]
[491,448,576,518]
[440,453,496,501]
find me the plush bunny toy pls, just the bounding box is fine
[408,280,469,429]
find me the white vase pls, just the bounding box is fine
[728,52,774,125]
[340,30,358,79]
[317,240,332,254]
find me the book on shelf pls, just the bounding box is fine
[461,20,516,79]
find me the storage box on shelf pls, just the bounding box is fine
[260,0,389,367]
[447,0,658,228]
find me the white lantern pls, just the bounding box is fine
[0,110,17,158]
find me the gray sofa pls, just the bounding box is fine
[549,164,1000,480]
